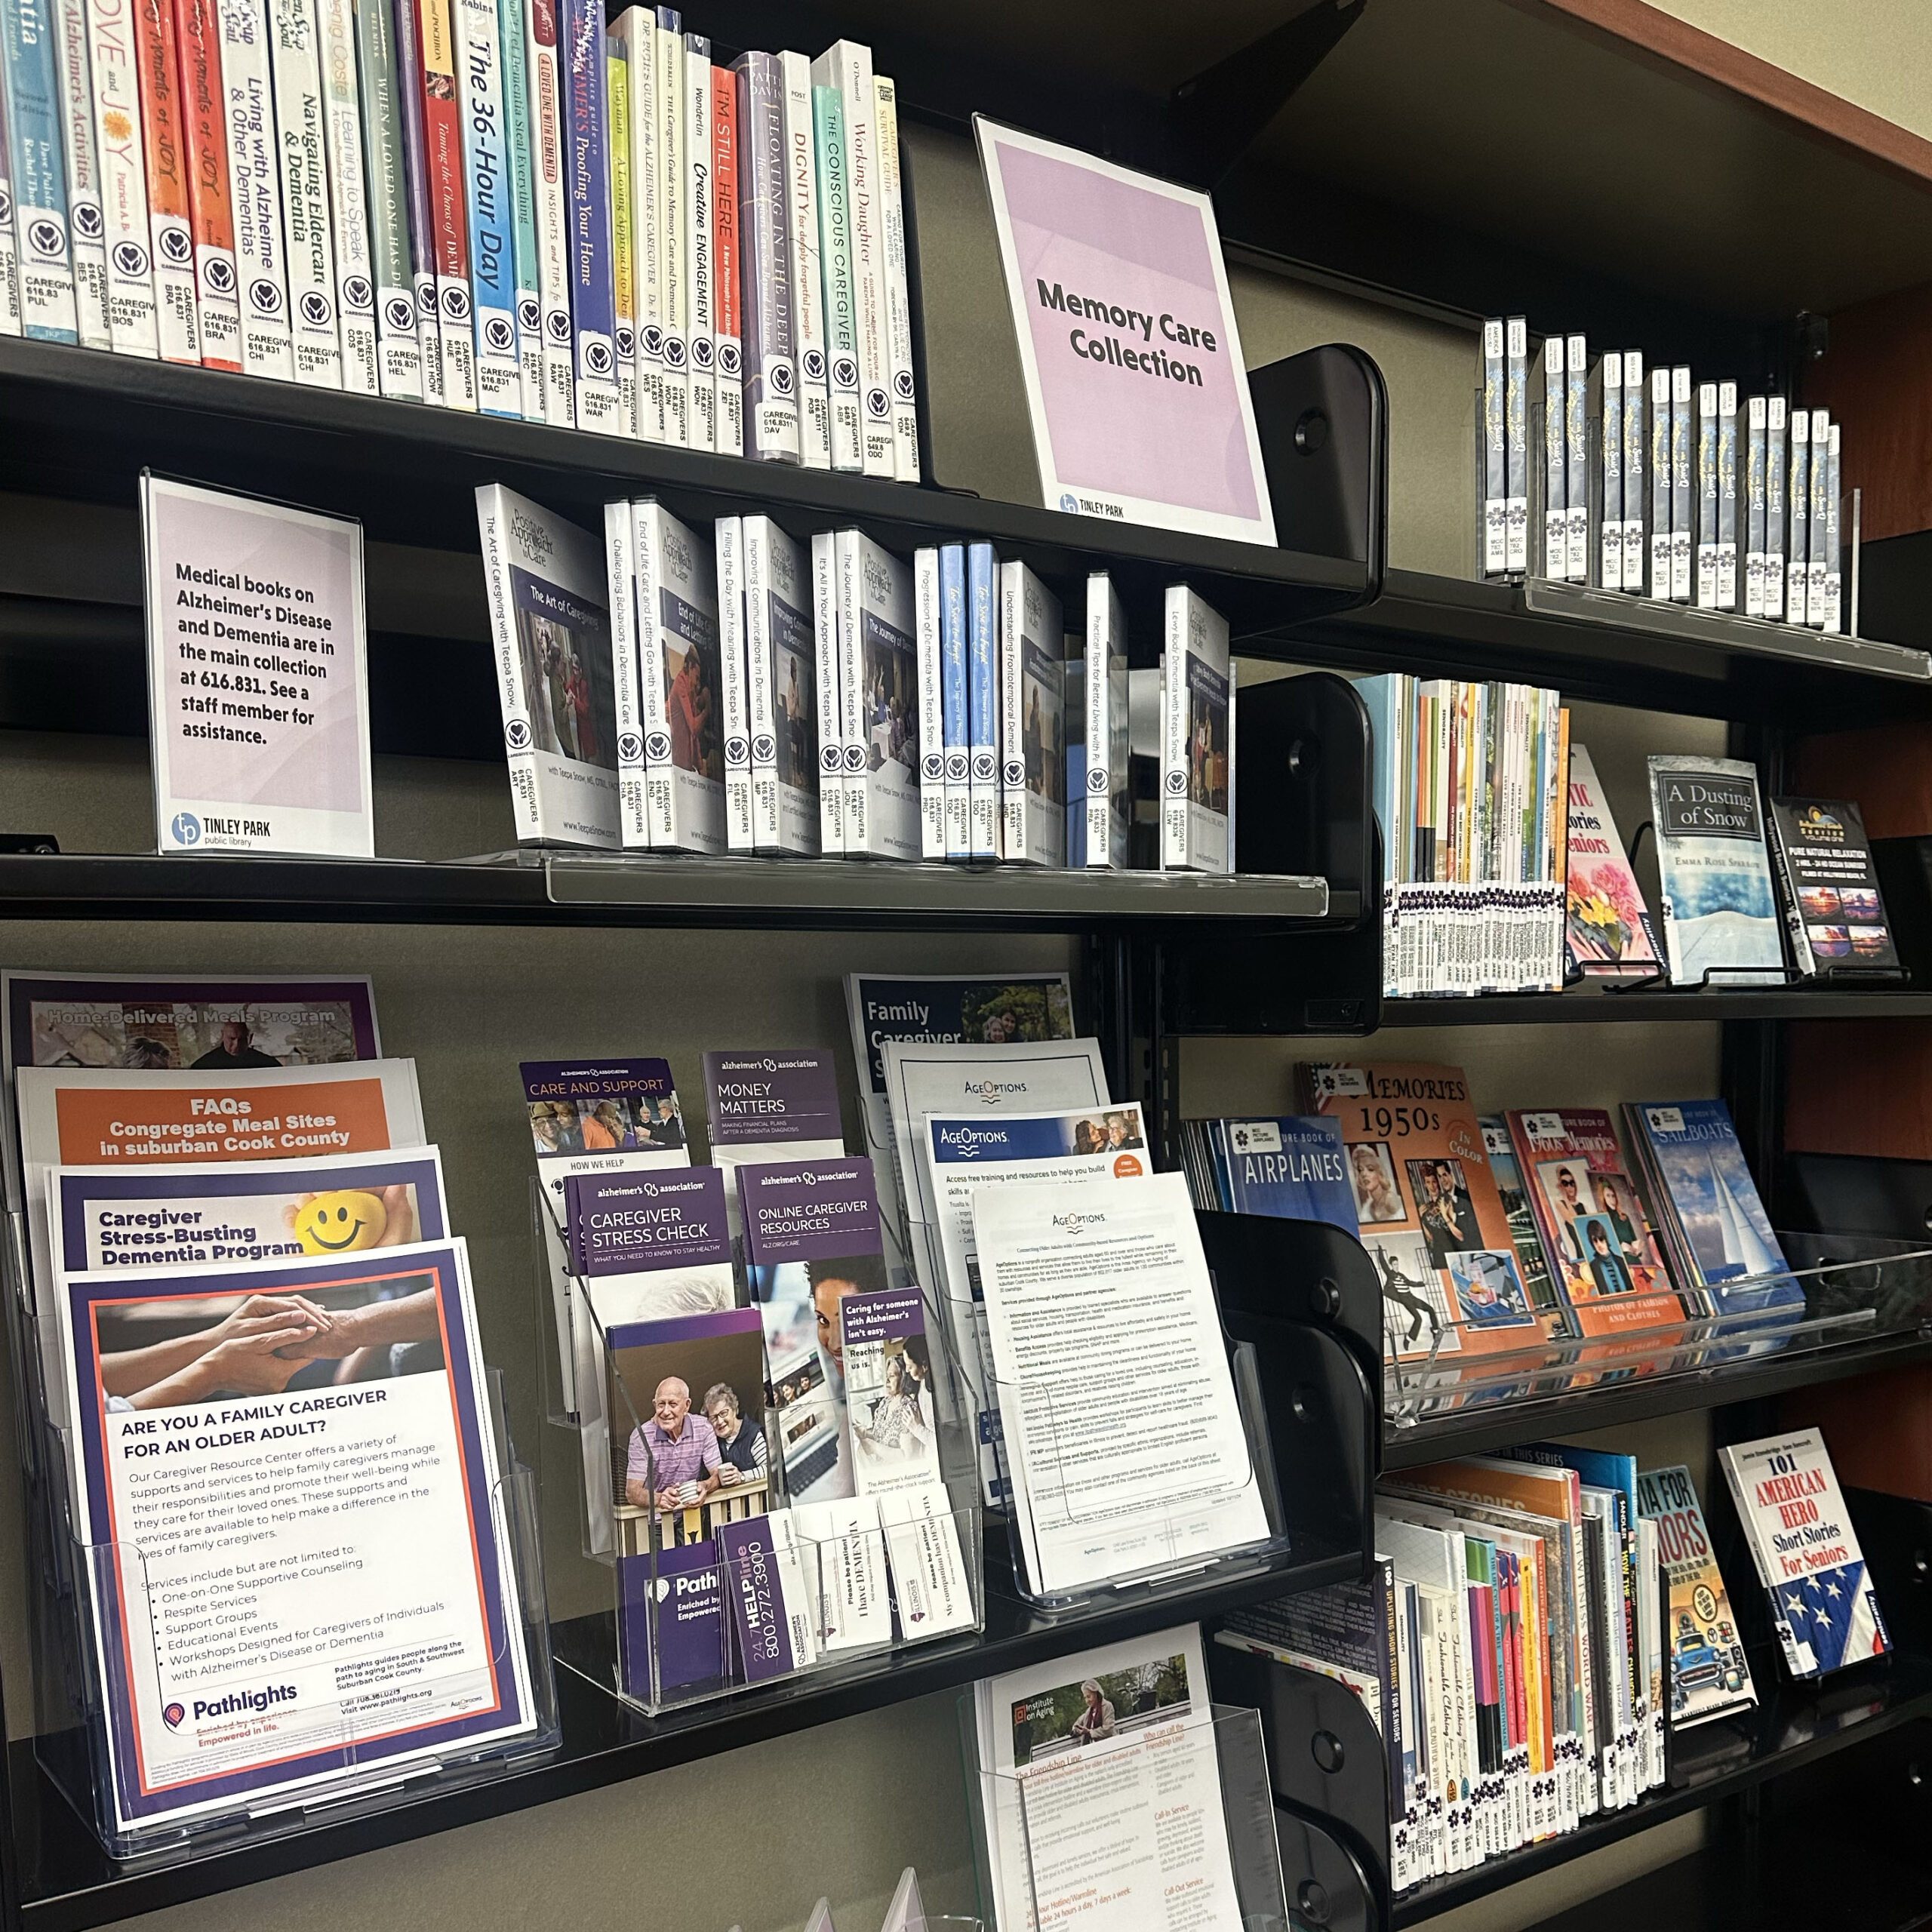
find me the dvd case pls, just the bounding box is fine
[966,540,998,860]
[1765,397,1787,620]
[1161,586,1234,875]
[715,515,752,849]
[1647,365,1669,598]
[1669,366,1690,603]
[913,546,945,858]
[1084,571,1128,869]
[1480,318,1504,575]
[1541,334,1564,578]
[940,541,968,859]
[1694,381,1716,609]
[999,560,1064,868]
[1807,408,1830,630]
[811,528,844,852]
[1744,395,1766,618]
[1787,406,1810,626]
[1595,351,1622,591]
[1716,381,1737,611]
[635,497,727,853]
[1504,315,1527,574]
[743,514,818,854]
[1824,422,1842,635]
[838,528,920,860]
[1620,349,1644,591]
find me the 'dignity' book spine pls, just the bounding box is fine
[524,0,569,420]
[1786,405,1809,626]
[709,56,740,454]
[0,75,20,332]
[967,538,998,860]
[355,0,423,398]
[1479,317,1503,574]
[619,6,659,438]
[913,546,944,858]
[1541,334,1563,577]
[497,0,540,416]
[1764,398,1786,620]
[1824,423,1842,635]
[734,51,798,463]
[1504,315,1527,574]
[1669,366,1690,602]
[821,39,889,478]
[455,0,520,415]
[1744,396,1766,617]
[1564,333,1587,581]
[874,71,916,483]
[133,0,199,358]
[1716,382,1739,610]
[606,31,635,432]
[216,0,289,373]
[269,0,343,387]
[315,0,378,392]
[387,0,441,398]
[811,528,844,852]
[173,0,239,368]
[416,0,477,407]
[1807,408,1830,630]
[52,0,109,346]
[813,77,860,472]
[1647,365,1669,598]
[1597,349,1622,591]
[559,0,616,428]
[779,49,827,469]
[5,0,82,339]
[653,8,685,444]
[1694,380,1716,609]
[680,29,714,448]
[1620,349,1644,592]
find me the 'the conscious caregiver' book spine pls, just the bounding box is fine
[966,540,998,860]
[498,0,540,417]
[709,55,742,455]
[132,0,199,360]
[525,0,571,422]
[269,0,340,387]
[55,0,109,348]
[779,48,827,467]
[874,70,916,483]
[89,0,163,356]
[560,0,617,429]
[354,0,423,398]
[817,38,888,478]
[635,497,727,853]
[215,0,289,375]
[913,546,945,858]
[939,541,968,860]
[743,513,817,854]
[812,76,860,472]
[3,0,80,340]
[315,0,378,394]
[734,50,798,464]
[416,0,476,406]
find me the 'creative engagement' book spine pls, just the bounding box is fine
[1807,408,1830,630]
[680,29,714,448]
[913,545,945,858]
[875,72,916,483]
[1764,398,1786,620]
[1504,315,1527,574]
[53,0,110,347]
[133,0,199,359]
[812,78,860,472]
[811,528,843,851]
[498,0,540,417]
[779,48,829,468]
[734,51,798,463]
[653,8,685,443]
[388,0,441,398]
[1620,349,1644,592]
[216,0,290,374]
[315,0,378,392]
[967,539,998,860]
[939,540,968,859]
[352,0,423,398]
[1694,380,1717,608]
[1541,334,1563,577]
[416,0,477,407]
[820,39,890,478]
[525,0,571,421]
[1786,405,1809,626]
[715,514,753,850]
[709,56,741,454]
[1479,318,1503,575]
[454,0,519,414]
[87,0,162,355]
[1564,333,1587,581]
[1716,380,1737,611]
[607,31,635,432]
[560,0,616,428]
[270,0,343,388]
[1597,349,1622,591]
[8,0,82,340]
[1824,423,1842,635]
[1647,365,1669,598]
[1669,365,1690,602]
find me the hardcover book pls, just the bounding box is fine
[998,560,1066,868]
[607,31,636,432]
[1161,585,1234,875]
[0,95,17,335]
[1719,1429,1889,1681]
[1635,1463,1755,1727]
[635,497,727,853]
[743,515,819,854]
[1767,796,1898,976]
[313,0,376,392]
[1563,743,1659,979]
[615,7,659,437]
[811,76,861,471]
[1647,755,1782,986]
[816,38,889,478]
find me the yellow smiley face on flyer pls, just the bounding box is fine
[292,1189,388,1254]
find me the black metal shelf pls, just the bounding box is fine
[8,1540,1361,1932]
[1392,1649,1932,1924]
[1380,986,1932,1026]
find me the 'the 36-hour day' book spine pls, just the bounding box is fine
[560,0,617,429]
[1620,349,1644,592]
[1504,315,1527,574]
[388,0,442,398]
[1764,397,1786,620]
[653,8,686,444]
[1716,381,1737,611]
[525,0,571,421]
[315,0,378,392]
[1694,380,1717,609]
[1647,365,1670,598]
[734,50,798,463]
[875,71,916,483]
[352,0,422,398]
[819,38,889,478]
[270,0,343,387]
[1541,334,1564,577]
[1786,405,1810,626]
[606,31,635,432]
[813,76,860,472]
[913,545,945,858]
[709,55,741,454]
[455,0,520,415]
[132,0,199,359]
[1807,408,1830,631]
[1564,333,1587,582]
[967,539,998,860]
[416,0,477,406]
[496,0,540,415]
[0,63,22,332]
[1479,317,1503,575]
[1743,395,1766,617]
[680,29,715,448]
[215,0,289,374]
[1669,365,1690,602]
[52,0,109,347]
[8,0,82,340]
[811,529,844,852]
[780,48,829,468]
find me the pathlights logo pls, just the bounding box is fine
[162,1701,186,1730]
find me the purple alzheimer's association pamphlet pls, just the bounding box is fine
[619,1540,732,1702]
[717,1512,817,1681]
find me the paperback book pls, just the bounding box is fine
[1564,744,1659,980]
[1478,1118,1562,1329]
[836,528,920,860]
[1634,1463,1755,1727]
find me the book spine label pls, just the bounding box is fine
[1764,398,1786,620]
[811,529,843,852]
[524,0,568,419]
[53,0,111,346]
[1564,334,1586,580]
[174,0,239,366]
[497,0,537,414]
[7,0,82,338]
[86,0,159,352]
[1541,335,1563,576]
[1787,406,1809,624]
[835,529,867,851]
[814,79,860,470]
[354,0,420,395]
[709,57,740,454]
[622,9,660,438]
[1715,381,1738,609]
[387,0,439,395]
[558,0,614,426]
[779,49,827,467]
[681,32,714,447]
[736,52,798,463]
[1647,367,1669,597]
[1669,366,1690,601]
[1824,424,1841,635]
[715,517,752,850]
[1807,408,1830,629]
[605,30,634,429]
[967,539,997,860]
[215,0,291,372]
[940,542,968,858]
[874,72,916,482]
[913,546,944,858]
[654,13,685,443]
[455,0,518,413]
[826,41,889,476]
[1694,380,1717,608]
[315,0,377,390]
[417,0,475,405]
[1743,395,1766,617]
[0,78,20,333]
[134,0,200,357]
[1598,351,1622,590]
[270,0,343,386]
[1620,349,1643,590]
[1504,315,1527,573]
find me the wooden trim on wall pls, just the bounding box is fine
[1507,0,1932,193]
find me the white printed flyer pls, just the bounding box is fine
[63,1237,536,1835]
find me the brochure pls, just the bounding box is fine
[718,1507,819,1681]
[793,1494,890,1654]
[877,1484,976,1638]
[973,1171,1269,1596]
[62,1236,534,1835]
[700,1047,845,1237]
[617,1537,731,1703]
[841,1287,942,1496]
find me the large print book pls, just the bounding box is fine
[1564,744,1659,980]
[476,485,620,847]
[1300,1062,1540,1364]
[1207,1116,1360,1230]
[1647,757,1783,988]
[1634,1463,1755,1727]
[1719,1429,1890,1681]
[1767,798,1900,977]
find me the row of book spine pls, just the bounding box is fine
[1479,319,1843,632]
[0,0,918,472]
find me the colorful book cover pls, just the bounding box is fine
[734,49,798,463]
[171,0,238,365]
[872,71,916,482]
[652,8,685,444]
[811,78,860,471]
[560,0,616,426]
[838,528,920,861]
[939,541,968,860]
[525,0,571,421]
[315,0,377,392]
[614,6,657,437]
[815,38,887,476]
[1564,743,1659,979]
[90,0,166,359]
[998,559,1064,868]
[743,515,818,854]
[1647,755,1783,987]
[679,29,712,447]
[132,0,198,359]
[52,0,109,346]
[1300,1061,1536,1364]
[1767,797,1899,977]
[966,540,998,860]
[352,0,423,398]
[454,0,518,414]
[1719,1429,1889,1681]
[1634,1463,1755,1727]
[1212,1115,1359,1231]
[495,0,538,414]
[269,0,341,386]
[779,48,828,466]
[5,0,81,339]
[387,0,442,398]
[605,27,634,431]
[709,54,740,454]
[1478,1118,1564,1331]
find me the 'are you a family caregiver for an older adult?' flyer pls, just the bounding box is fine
[63,1233,537,1837]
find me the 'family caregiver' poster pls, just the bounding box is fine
[974,119,1276,548]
